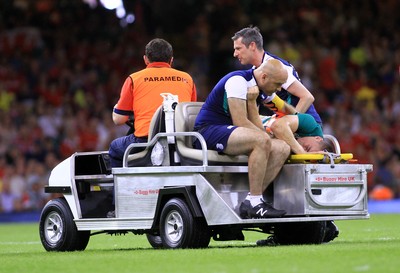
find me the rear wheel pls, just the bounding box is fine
[323,220,339,243]
[274,221,326,245]
[39,198,90,251]
[159,198,210,249]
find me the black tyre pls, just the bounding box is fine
[274,221,327,245]
[194,217,212,248]
[146,234,163,248]
[39,198,90,251]
[159,198,210,249]
[323,220,339,243]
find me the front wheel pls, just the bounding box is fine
[39,198,90,251]
[159,198,210,249]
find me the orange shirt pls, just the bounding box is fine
[115,62,197,137]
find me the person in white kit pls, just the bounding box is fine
[193,59,297,219]
[232,26,322,125]
[232,26,338,245]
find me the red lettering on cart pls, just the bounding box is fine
[313,176,357,183]
[134,189,160,195]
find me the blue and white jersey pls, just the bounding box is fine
[261,51,299,90]
[262,51,322,124]
[194,69,255,129]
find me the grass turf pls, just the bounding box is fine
[1,214,399,273]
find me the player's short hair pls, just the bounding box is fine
[232,26,263,50]
[145,38,173,63]
[321,138,335,153]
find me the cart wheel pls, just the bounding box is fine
[323,221,339,243]
[146,234,163,248]
[160,198,210,249]
[39,198,90,251]
[274,221,326,245]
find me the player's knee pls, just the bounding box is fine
[254,133,271,151]
[272,139,290,157]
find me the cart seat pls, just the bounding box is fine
[174,102,248,166]
[126,105,165,167]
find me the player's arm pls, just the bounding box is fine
[247,86,264,130]
[286,79,314,113]
[225,76,263,131]
[270,115,306,154]
[229,97,262,131]
[263,93,298,115]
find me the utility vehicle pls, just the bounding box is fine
[39,94,372,251]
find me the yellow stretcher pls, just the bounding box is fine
[287,153,354,164]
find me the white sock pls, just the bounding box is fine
[246,194,263,207]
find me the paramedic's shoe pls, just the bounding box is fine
[256,235,280,246]
[239,200,286,219]
[323,220,339,243]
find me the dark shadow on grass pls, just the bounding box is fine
[84,243,270,252]
[11,237,399,254]
[82,236,400,252]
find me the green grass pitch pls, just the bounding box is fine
[1,214,399,273]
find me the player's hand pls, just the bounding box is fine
[247,86,259,102]
[264,101,278,111]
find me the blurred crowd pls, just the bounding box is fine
[1,0,400,213]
